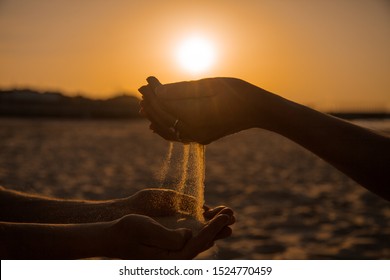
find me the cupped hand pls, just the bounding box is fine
[139,76,277,144]
[124,188,235,240]
[105,214,191,259]
[106,206,234,259]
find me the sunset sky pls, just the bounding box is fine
[0,0,389,111]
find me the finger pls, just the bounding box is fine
[181,214,230,259]
[195,214,230,252]
[146,76,162,91]
[141,100,177,140]
[141,91,178,133]
[138,84,152,96]
[143,103,193,143]
[203,206,226,220]
[148,117,176,142]
[214,226,233,240]
[141,80,195,143]
[204,207,235,240]
[204,206,233,220]
[139,107,146,117]
[204,207,235,230]
[148,119,178,142]
[154,79,217,100]
[139,100,147,117]
[217,208,235,226]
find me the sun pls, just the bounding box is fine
[176,36,215,74]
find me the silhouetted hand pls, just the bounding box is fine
[124,188,235,241]
[106,206,234,259]
[139,76,279,144]
[139,77,390,201]
[0,186,235,259]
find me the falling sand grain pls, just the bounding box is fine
[157,142,206,228]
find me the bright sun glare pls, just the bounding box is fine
[176,36,215,74]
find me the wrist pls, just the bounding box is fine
[108,197,133,219]
[66,222,118,259]
[80,221,113,258]
[249,88,302,135]
[100,216,132,259]
[249,87,289,133]
[92,220,118,258]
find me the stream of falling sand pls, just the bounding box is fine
[155,142,217,259]
[158,142,173,188]
[190,143,205,221]
[158,142,206,223]
[177,144,190,194]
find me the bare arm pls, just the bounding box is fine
[0,186,126,223]
[0,187,199,223]
[255,95,390,201]
[140,77,390,201]
[0,210,234,260]
[0,221,106,259]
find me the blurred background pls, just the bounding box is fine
[0,118,389,259]
[1,0,389,111]
[0,0,389,259]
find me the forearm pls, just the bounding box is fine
[254,94,390,200]
[0,187,129,223]
[0,221,109,259]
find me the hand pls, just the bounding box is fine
[139,77,279,144]
[105,207,234,259]
[123,188,235,240]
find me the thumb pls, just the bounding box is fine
[180,214,230,259]
[143,222,192,251]
[146,76,162,92]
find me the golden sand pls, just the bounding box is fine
[158,142,206,224]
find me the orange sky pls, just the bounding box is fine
[0,0,389,111]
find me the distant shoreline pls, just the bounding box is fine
[1,113,389,121]
[329,112,390,120]
[1,88,389,120]
[0,89,141,119]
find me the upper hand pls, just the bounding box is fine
[139,77,276,144]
